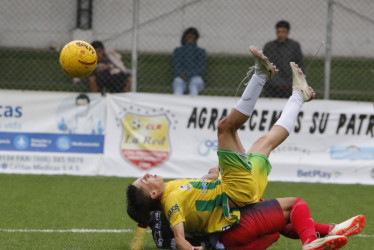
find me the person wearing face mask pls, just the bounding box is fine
[58,94,104,135]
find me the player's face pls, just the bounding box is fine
[133,173,164,196]
[276,27,289,43]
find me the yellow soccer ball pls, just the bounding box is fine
[59,40,97,78]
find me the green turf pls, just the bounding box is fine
[1,49,373,101]
[0,174,373,249]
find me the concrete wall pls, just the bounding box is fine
[1,0,373,58]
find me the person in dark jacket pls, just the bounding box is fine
[172,27,206,96]
[263,20,303,98]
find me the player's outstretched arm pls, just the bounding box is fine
[173,222,203,250]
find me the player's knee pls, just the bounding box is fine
[279,197,297,210]
[276,197,297,223]
[218,117,236,135]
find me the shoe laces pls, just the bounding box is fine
[329,222,337,232]
[316,232,321,238]
[234,66,255,105]
[242,66,256,86]
[254,57,261,71]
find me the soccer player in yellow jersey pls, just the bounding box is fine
[127,46,364,250]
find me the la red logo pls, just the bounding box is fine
[121,114,171,170]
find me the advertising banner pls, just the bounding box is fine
[104,93,374,184]
[0,90,373,184]
[0,90,105,176]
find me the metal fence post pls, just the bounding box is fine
[324,0,334,100]
[131,0,140,92]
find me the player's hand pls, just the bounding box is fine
[201,166,220,179]
[208,166,219,175]
[201,173,219,180]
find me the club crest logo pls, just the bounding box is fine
[121,114,171,170]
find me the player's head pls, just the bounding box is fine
[127,174,164,226]
[91,40,105,61]
[181,27,200,45]
[126,184,153,227]
[133,173,165,200]
[75,94,90,117]
[275,20,290,43]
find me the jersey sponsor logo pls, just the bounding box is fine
[168,204,179,219]
[178,184,192,190]
[121,113,171,170]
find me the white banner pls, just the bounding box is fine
[104,93,374,185]
[0,91,373,184]
[0,90,106,176]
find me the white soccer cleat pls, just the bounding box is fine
[328,214,366,237]
[290,62,315,102]
[249,46,278,80]
[302,235,347,250]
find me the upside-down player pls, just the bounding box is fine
[127,46,366,250]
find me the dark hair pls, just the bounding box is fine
[181,27,200,45]
[126,184,162,227]
[91,40,105,50]
[76,93,90,104]
[276,20,290,30]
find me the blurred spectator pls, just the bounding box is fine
[88,41,131,94]
[263,20,303,98]
[172,27,206,96]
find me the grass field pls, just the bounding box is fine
[1,49,373,101]
[1,174,373,249]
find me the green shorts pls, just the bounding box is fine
[217,149,272,206]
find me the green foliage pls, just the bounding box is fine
[0,174,372,249]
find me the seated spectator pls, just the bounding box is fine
[88,41,131,94]
[172,27,206,96]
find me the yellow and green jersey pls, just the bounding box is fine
[161,149,272,234]
[161,178,240,234]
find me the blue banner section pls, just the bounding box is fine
[0,132,104,154]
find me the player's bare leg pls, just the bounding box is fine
[218,46,277,151]
[249,62,315,157]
